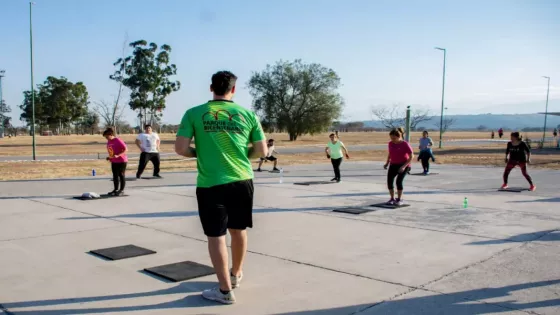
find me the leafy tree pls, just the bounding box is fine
[0,100,10,136]
[111,40,180,126]
[19,76,89,132]
[248,59,343,141]
[80,111,100,135]
[371,104,431,131]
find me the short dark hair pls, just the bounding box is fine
[511,132,522,141]
[211,71,237,96]
[329,133,335,137]
[268,139,274,143]
[144,124,152,129]
[103,128,115,137]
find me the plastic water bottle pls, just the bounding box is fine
[279,168,284,184]
[92,169,96,177]
[463,197,468,209]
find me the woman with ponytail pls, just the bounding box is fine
[383,127,414,205]
[502,132,535,191]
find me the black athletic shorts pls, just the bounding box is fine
[260,156,277,161]
[196,179,254,237]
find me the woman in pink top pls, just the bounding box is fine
[103,128,128,196]
[383,127,414,206]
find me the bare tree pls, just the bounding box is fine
[435,117,457,134]
[371,104,431,130]
[410,108,431,130]
[96,33,130,134]
[95,99,127,131]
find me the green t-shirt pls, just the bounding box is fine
[328,140,344,159]
[177,100,265,188]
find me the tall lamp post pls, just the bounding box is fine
[541,76,550,145]
[435,47,446,148]
[30,1,36,160]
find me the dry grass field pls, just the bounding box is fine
[0,131,545,156]
[0,132,558,180]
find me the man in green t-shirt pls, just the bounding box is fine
[175,71,267,305]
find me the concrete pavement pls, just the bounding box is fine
[0,161,559,314]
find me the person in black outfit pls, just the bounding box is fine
[135,125,161,179]
[103,128,128,196]
[502,132,535,191]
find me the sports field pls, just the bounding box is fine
[0,132,558,181]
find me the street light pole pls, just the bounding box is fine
[435,47,446,149]
[30,1,36,160]
[542,76,550,144]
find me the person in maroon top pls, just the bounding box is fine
[104,128,128,196]
[383,127,414,206]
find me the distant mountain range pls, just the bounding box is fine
[363,114,560,131]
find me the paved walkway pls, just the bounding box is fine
[0,162,559,314]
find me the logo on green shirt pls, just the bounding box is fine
[202,110,246,133]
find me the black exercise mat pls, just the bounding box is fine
[333,207,375,215]
[370,203,410,209]
[90,245,156,261]
[498,188,528,193]
[294,181,337,186]
[409,173,439,176]
[73,194,128,200]
[144,261,215,282]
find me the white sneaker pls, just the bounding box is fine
[202,287,236,304]
[231,271,243,289]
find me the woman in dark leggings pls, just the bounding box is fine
[384,127,414,205]
[418,131,435,174]
[104,128,129,196]
[502,132,535,191]
[325,133,350,182]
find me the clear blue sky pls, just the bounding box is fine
[1,0,559,126]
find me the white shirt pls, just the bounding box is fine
[137,132,160,153]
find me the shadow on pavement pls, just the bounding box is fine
[466,230,560,245]
[58,206,335,221]
[275,280,560,315]
[508,197,560,203]
[0,281,220,314]
[3,280,560,314]
[295,188,493,199]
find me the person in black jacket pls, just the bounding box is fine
[501,132,535,191]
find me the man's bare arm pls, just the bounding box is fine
[248,140,268,159]
[174,136,197,158]
[135,139,142,151]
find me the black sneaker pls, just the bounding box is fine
[331,178,337,181]
[107,190,118,196]
[116,190,125,196]
[256,169,262,172]
[272,168,280,172]
[153,175,162,179]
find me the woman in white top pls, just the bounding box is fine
[325,133,350,182]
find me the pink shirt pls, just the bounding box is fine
[388,140,413,165]
[107,138,128,163]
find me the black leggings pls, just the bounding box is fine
[387,163,409,191]
[112,162,127,191]
[331,158,342,180]
[419,151,431,172]
[137,152,161,178]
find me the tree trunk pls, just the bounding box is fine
[289,132,298,141]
